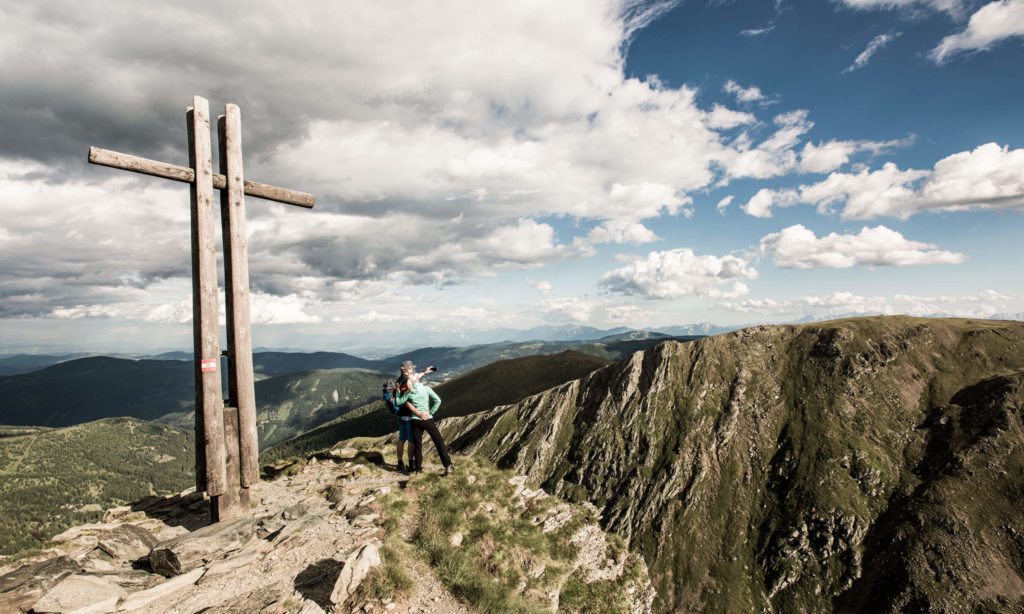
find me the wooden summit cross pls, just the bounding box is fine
[88,95,315,522]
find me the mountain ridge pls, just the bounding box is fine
[432,316,1024,612]
[261,350,614,463]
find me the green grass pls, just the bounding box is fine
[394,457,642,614]
[0,417,194,557]
[354,544,415,602]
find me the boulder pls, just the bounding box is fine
[30,574,126,614]
[0,555,81,608]
[148,517,258,577]
[329,543,382,605]
[98,524,159,563]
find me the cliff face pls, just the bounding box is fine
[442,316,1024,612]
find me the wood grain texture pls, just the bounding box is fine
[88,147,314,208]
[218,106,260,487]
[213,406,243,522]
[188,96,226,499]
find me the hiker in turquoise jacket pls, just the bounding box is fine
[395,360,454,475]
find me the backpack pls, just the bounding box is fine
[383,381,399,414]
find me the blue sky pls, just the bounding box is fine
[0,0,1022,352]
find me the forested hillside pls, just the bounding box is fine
[0,357,194,426]
[0,418,193,558]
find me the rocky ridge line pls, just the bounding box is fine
[437,316,1024,612]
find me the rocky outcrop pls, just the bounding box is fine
[329,543,381,605]
[0,447,654,613]
[0,449,389,613]
[148,517,258,577]
[441,316,1024,613]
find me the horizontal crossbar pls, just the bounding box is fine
[88,146,315,208]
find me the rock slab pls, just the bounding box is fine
[31,574,126,614]
[148,517,257,577]
[329,543,382,605]
[98,524,159,563]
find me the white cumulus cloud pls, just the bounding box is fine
[716,195,735,214]
[795,143,1024,219]
[600,248,758,299]
[930,0,1024,63]
[705,104,757,129]
[758,224,966,268]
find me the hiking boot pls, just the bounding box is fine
[397,462,406,472]
[445,464,456,476]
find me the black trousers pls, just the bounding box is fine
[411,418,452,471]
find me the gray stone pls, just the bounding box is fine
[0,592,37,613]
[90,569,163,592]
[197,546,270,585]
[193,579,287,613]
[329,543,382,605]
[148,517,257,577]
[0,555,81,598]
[296,599,326,614]
[102,506,134,523]
[151,525,189,543]
[351,513,380,527]
[79,550,118,574]
[327,447,359,461]
[271,513,329,545]
[31,574,126,614]
[255,517,287,540]
[343,506,376,521]
[98,524,159,563]
[114,567,203,612]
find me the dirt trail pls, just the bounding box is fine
[381,462,474,614]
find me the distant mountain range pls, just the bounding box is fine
[0,334,700,430]
[0,353,92,377]
[261,349,614,463]
[0,357,196,427]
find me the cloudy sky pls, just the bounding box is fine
[1,0,1023,352]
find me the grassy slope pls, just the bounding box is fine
[161,368,392,448]
[0,418,194,557]
[435,316,1024,613]
[367,455,651,613]
[261,350,611,463]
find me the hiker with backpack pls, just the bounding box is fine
[394,360,455,476]
[384,362,440,472]
[383,379,414,472]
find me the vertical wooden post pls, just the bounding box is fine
[214,406,247,521]
[187,95,226,499]
[218,105,259,489]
